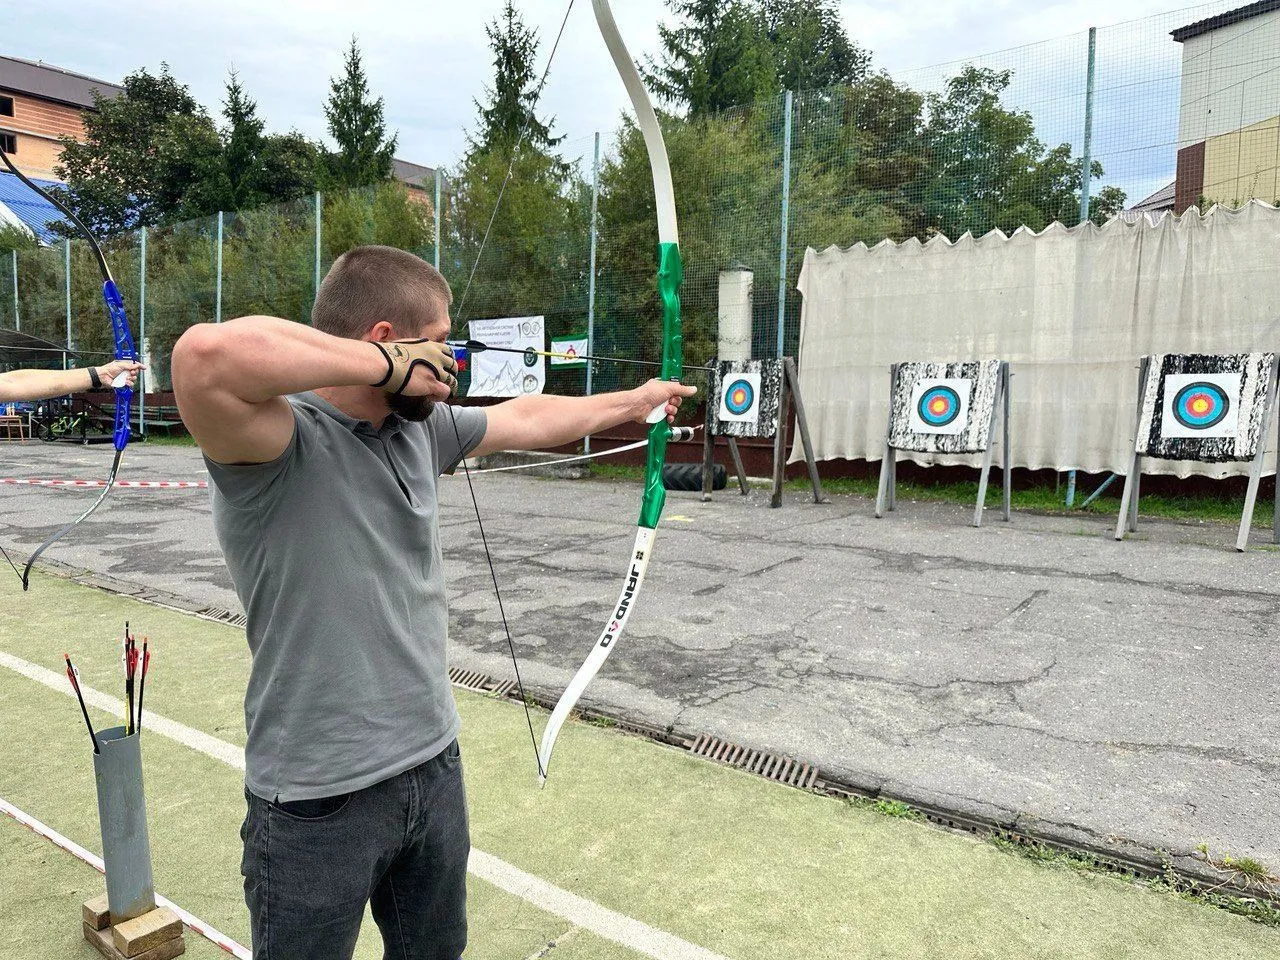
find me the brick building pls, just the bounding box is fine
[1172,1,1280,212]
[0,55,121,182]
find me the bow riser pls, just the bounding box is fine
[103,279,138,451]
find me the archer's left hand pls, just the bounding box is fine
[631,378,697,424]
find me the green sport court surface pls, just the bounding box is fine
[1,573,1275,959]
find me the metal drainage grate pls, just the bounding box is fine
[196,606,248,629]
[447,667,515,698]
[688,733,819,790]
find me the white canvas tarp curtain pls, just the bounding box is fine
[793,201,1280,478]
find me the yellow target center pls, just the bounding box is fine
[1190,396,1210,415]
[929,398,948,414]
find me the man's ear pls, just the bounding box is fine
[366,320,397,344]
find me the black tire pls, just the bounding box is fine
[662,462,726,491]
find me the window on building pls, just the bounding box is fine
[0,133,15,154]
[0,96,13,117]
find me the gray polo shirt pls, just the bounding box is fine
[205,392,487,802]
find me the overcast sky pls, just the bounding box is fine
[9,0,1234,201]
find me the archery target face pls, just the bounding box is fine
[719,372,761,424]
[1161,372,1240,439]
[908,378,972,435]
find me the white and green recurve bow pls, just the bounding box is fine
[534,0,684,784]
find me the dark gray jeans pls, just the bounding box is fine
[241,740,469,960]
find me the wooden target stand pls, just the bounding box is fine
[1115,355,1280,551]
[700,357,826,508]
[875,361,1012,527]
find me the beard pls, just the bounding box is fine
[388,394,436,422]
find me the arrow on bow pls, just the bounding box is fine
[0,149,139,590]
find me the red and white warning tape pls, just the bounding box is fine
[1,478,208,489]
[0,796,251,959]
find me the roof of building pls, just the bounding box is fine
[393,158,436,190]
[1171,0,1280,42]
[0,56,122,108]
[0,171,68,243]
[1130,182,1176,211]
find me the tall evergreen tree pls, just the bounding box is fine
[472,0,563,152]
[763,0,869,91]
[646,0,776,115]
[322,38,397,188]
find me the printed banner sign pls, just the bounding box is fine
[550,335,588,367]
[467,316,546,397]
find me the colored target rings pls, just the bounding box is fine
[724,378,755,416]
[916,385,962,428]
[1171,381,1230,430]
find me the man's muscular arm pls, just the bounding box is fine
[172,317,452,465]
[471,379,697,458]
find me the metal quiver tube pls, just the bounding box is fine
[92,725,156,924]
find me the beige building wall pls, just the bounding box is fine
[1202,115,1280,206]
[1177,8,1280,146]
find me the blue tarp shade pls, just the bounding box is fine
[0,171,69,244]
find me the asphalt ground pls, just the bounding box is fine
[0,439,1276,883]
[1,575,1276,958]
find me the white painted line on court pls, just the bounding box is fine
[0,650,733,960]
[0,796,251,959]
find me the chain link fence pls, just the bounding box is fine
[3,1,1278,425]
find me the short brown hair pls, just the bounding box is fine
[311,245,452,339]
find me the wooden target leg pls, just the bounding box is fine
[701,430,715,502]
[726,436,749,496]
[888,451,898,511]
[1238,358,1280,551]
[1002,364,1012,522]
[875,442,892,518]
[1115,454,1139,541]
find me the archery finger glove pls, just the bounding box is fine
[372,339,459,397]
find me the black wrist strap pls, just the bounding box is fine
[88,367,102,389]
[372,343,394,388]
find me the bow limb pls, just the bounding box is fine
[536,0,684,783]
[0,148,138,589]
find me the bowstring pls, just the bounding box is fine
[447,0,578,779]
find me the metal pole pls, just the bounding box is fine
[64,240,72,369]
[433,170,442,271]
[585,132,601,455]
[776,89,794,359]
[214,210,224,323]
[139,227,147,437]
[11,250,18,332]
[1078,27,1097,227]
[314,190,323,310]
[1066,27,1096,508]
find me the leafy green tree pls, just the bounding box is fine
[56,66,219,233]
[321,38,397,189]
[916,66,1125,237]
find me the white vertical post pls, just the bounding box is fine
[776,89,794,359]
[215,210,224,323]
[585,131,601,455]
[11,249,18,331]
[314,191,323,311]
[64,239,72,369]
[433,170,442,271]
[139,226,147,436]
